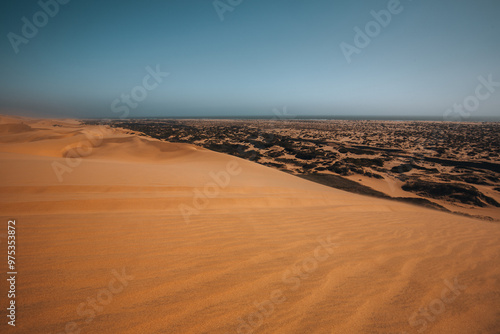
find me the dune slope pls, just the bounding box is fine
[0,116,499,334]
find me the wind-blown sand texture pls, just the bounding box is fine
[0,115,499,334]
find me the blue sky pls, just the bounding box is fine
[0,0,499,120]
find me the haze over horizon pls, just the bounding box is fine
[1,0,499,120]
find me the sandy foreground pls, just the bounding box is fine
[0,115,499,334]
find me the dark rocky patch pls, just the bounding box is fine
[343,158,385,167]
[391,164,413,173]
[300,174,449,212]
[402,181,500,207]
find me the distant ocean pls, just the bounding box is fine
[105,115,499,122]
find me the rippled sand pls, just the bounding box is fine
[0,115,499,333]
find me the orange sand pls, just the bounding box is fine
[0,115,499,334]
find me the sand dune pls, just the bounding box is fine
[0,116,499,334]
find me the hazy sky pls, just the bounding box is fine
[1,0,499,120]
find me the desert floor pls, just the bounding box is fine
[110,119,500,221]
[0,116,499,334]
